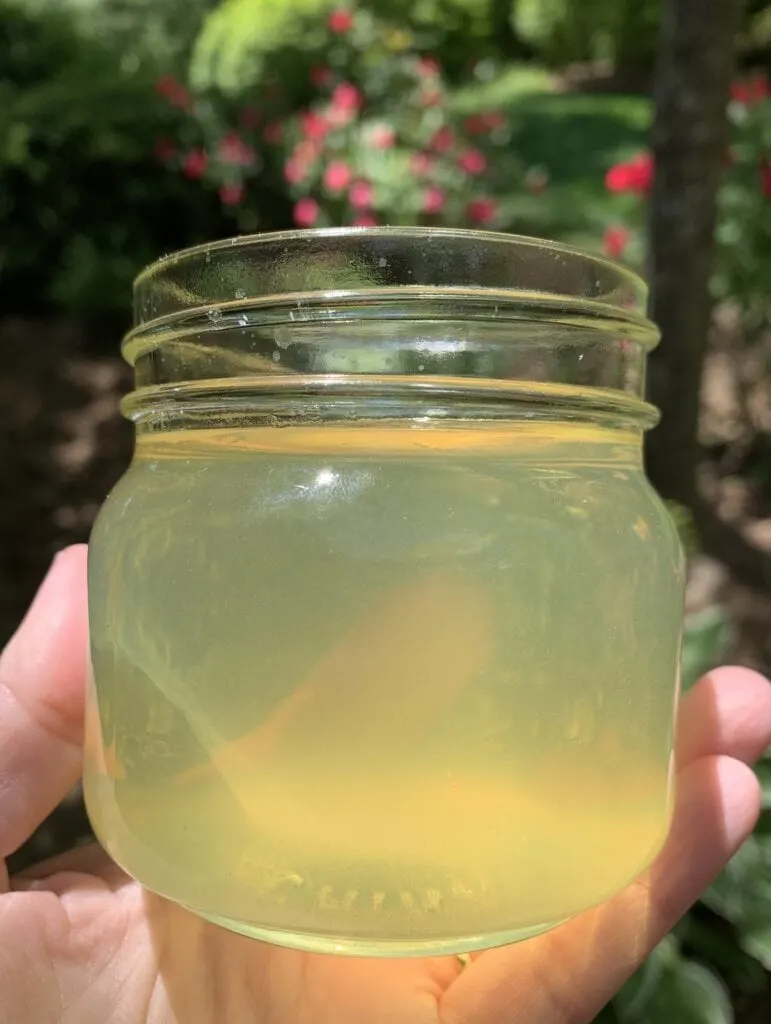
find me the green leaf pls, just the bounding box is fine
[754,754,771,810]
[626,960,733,1024]
[613,936,679,1020]
[740,919,771,970]
[680,606,734,692]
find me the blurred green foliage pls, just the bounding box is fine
[0,0,226,315]
[513,0,660,70]
[2,2,771,1018]
[191,0,508,94]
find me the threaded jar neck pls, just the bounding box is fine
[122,228,660,433]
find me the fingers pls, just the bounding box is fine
[441,754,761,1024]
[0,546,88,866]
[676,666,771,769]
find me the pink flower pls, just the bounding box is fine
[218,131,256,166]
[153,138,176,162]
[324,161,352,191]
[417,56,441,77]
[349,180,374,209]
[422,186,446,214]
[524,166,549,194]
[328,8,354,33]
[263,122,284,144]
[301,110,330,141]
[605,153,653,194]
[155,74,193,111]
[331,82,363,112]
[603,225,631,259]
[410,152,434,176]
[354,214,378,227]
[430,126,455,153]
[284,160,307,184]
[369,124,396,149]
[238,107,261,129]
[219,182,245,206]
[465,197,497,225]
[182,149,208,179]
[458,149,487,175]
[293,139,322,164]
[310,65,334,89]
[294,197,320,227]
[419,89,443,108]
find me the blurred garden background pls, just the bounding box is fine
[3,0,771,1019]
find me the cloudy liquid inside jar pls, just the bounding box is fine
[84,416,684,956]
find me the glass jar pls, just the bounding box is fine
[84,228,685,958]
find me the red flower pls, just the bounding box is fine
[603,225,631,259]
[465,197,497,225]
[349,180,374,209]
[483,111,506,130]
[155,74,193,111]
[760,161,771,198]
[605,153,653,195]
[430,126,455,153]
[324,161,352,191]
[464,114,488,135]
[369,124,396,149]
[294,197,320,227]
[238,107,261,129]
[465,111,506,134]
[218,131,256,166]
[458,149,487,175]
[284,160,307,184]
[310,65,334,89]
[263,122,284,144]
[154,138,176,162]
[422,186,446,214]
[219,182,245,206]
[328,8,354,33]
[332,82,362,111]
[301,110,330,141]
[410,152,434,176]
[182,149,208,179]
[731,76,770,106]
[354,214,378,227]
[417,56,441,77]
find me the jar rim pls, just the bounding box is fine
[131,227,656,351]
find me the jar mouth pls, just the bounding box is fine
[128,227,657,356]
[125,228,659,433]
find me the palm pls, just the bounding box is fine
[2,547,771,1024]
[12,845,458,1024]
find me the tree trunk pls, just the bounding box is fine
[645,0,743,508]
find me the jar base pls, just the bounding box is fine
[187,907,568,958]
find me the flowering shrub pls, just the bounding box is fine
[601,74,771,336]
[152,5,522,231]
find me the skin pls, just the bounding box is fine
[1,544,771,1024]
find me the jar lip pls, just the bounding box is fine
[135,226,641,291]
[132,227,655,344]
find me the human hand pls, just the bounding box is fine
[2,545,770,1024]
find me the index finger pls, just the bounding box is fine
[0,545,88,867]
